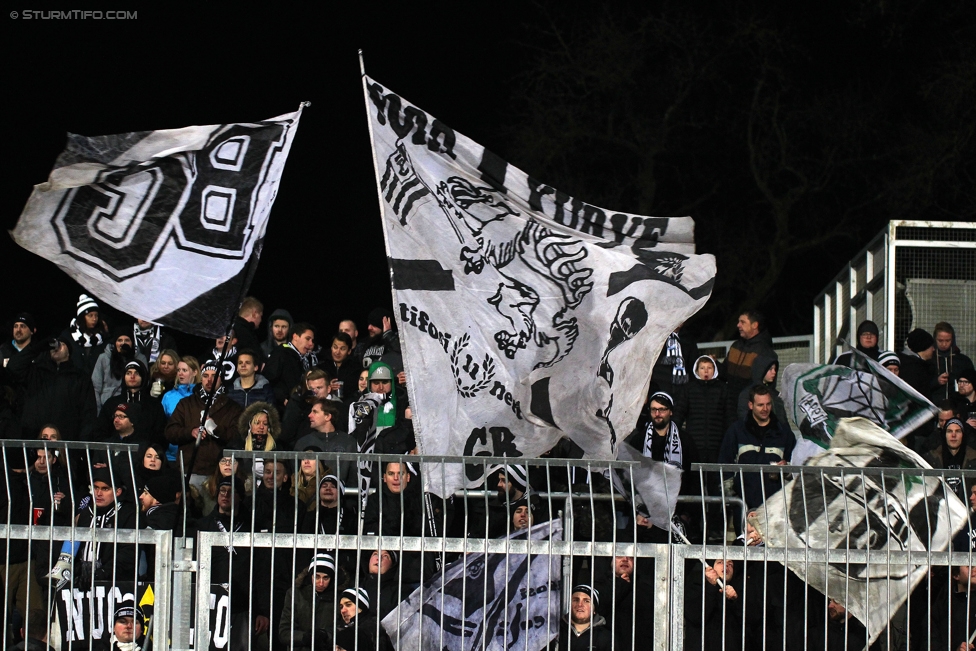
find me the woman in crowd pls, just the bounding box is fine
[293,446,328,505]
[63,293,108,375]
[92,327,144,408]
[149,349,180,397]
[279,553,345,651]
[161,356,201,418]
[196,442,247,516]
[238,402,280,493]
[161,356,201,463]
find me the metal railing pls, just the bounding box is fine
[3,441,975,650]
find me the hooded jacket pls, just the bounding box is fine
[677,355,733,463]
[278,570,339,651]
[557,612,613,650]
[91,343,147,408]
[735,353,787,425]
[262,308,294,359]
[97,359,167,445]
[161,382,195,418]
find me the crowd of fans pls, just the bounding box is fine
[1,297,974,650]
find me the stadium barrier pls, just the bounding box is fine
[3,441,974,650]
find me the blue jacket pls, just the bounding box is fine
[717,413,795,508]
[161,383,195,418]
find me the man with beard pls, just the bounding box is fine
[557,585,611,650]
[197,476,272,650]
[265,323,317,408]
[718,385,795,513]
[165,361,243,499]
[262,309,293,359]
[625,391,700,541]
[359,308,400,370]
[96,359,166,446]
[317,332,360,407]
[1,311,36,367]
[954,368,976,437]
[280,369,331,448]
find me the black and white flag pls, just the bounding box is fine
[752,417,969,646]
[382,519,562,650]
[363,77,716,496]
[12,106,305,337]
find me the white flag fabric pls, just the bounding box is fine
[363,77,716,496]
[613,441,683,530]
[11,106,305,337]
[752,417,969,645]
[382,518,562,651]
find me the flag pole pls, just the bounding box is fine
[671,523,726,591]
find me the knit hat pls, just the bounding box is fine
[367,307,393,329]
[856,320,880,337]
[89,467,115,487]
[218,475,246,497]
[956,367,975,385]
[114,602,145,625]
[906,329,935,353]
[201,359,220,374]
[878,351,901,368]
[341,587,370,613]
[319,474,344,495]
[649,391,674,411]
[76,294,99,318]
[145,474,182,504]
[488,463,528,492]
[114,403,130,415]
[12,312,36,331]
[308,552,336,579]
[124,359,147,378]
[572,584,600,606]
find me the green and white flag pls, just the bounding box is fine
[782,350,937,465]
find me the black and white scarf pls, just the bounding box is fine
[196,382,227,402]
[643,420,684,469]
[663,332,687,385]
[68,318,104,347]
[80,503,120,562]
[135,324,162,363]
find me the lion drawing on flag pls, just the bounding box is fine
[435,175,594,368]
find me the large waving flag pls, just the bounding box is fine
[752,418,969,646]
[782,350,937,465]
[382,519,562,650]
[11,105,306,337]
[363,76,716,496]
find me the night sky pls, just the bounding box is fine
[4,3,973,352]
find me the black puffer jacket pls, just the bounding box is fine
[677,355,733,463]
[6,344,97,441]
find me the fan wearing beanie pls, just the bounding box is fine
[899,328,938,396]
[279,552,342,651]
[833,320,887,367]
[335,587,381,651]
[61,293,108,375]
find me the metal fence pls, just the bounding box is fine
[3,441,975,650]
[812,220,976,364]
[699,335,815,369]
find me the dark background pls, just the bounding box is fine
[4,1,973,354]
